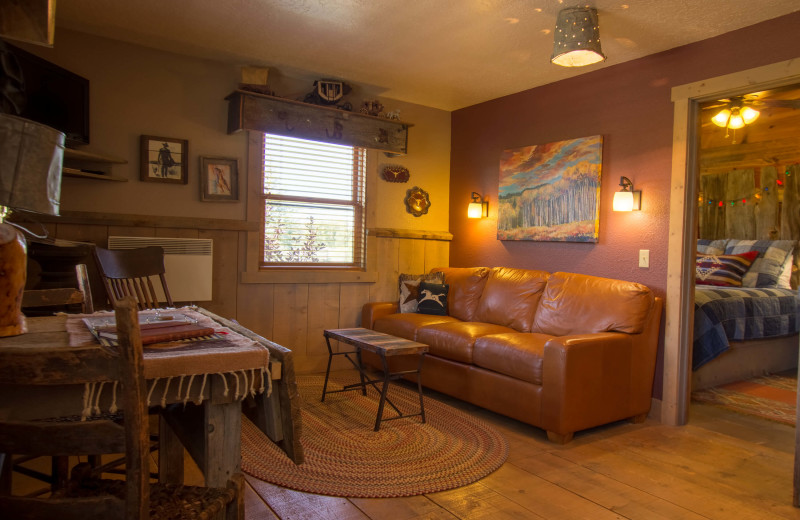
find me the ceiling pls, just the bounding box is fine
[55,0,800,111]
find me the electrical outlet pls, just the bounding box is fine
[639,249,650,268]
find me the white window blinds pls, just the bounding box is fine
[261,134,366,268]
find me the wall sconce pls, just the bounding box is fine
[468,192,488,218]
[551,7,606,67]
[612,177,641,212]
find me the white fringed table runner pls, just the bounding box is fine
[65,307,270,415]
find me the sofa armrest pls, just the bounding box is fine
[361,301,399,329]
[541,332,640,437]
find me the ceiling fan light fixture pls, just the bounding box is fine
[741,106,760,124]
[551,7,606,67]
[711,102,760,130]
[727,113,745,129]
[711,108,731,127]
[726,106,746,129]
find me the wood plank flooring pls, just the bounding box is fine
[242,388,800,520]
[9,387,799,519]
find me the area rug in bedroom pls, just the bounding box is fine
[691,371,797,426]
[241,373,508,498]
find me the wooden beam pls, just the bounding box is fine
[12,210,257,232]
[369,228,453,241]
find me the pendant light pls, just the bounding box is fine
[551,7,606,67]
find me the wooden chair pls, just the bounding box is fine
[0,296,242,519]
[22,263,95,314]
[14,264,95,494]
[94,246,173,310]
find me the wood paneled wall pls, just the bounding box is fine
[38,213,449,374]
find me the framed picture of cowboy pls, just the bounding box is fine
[140,135,188,184]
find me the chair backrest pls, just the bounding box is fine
[21,264,95,314]
[0,296,150,518]
[94,246,174,310]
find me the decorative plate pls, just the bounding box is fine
[404,186,430,217]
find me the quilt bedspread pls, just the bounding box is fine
[693,286,799,370]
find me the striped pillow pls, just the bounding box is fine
[696,251,759,287]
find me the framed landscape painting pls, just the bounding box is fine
[497,135,603,242]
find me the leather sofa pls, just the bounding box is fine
[361,267,663,443]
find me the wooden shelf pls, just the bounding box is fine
[62,167,127,182]
[62,148,128,182]
[226,90,411,155]
[64,148,127,164]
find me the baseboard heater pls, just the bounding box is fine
[107,236,213,303]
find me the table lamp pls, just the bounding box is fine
[0,113,64,336]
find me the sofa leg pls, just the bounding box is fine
[630,413,648,424]
[546,431,574,444]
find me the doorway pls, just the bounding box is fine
[662,58,800,426]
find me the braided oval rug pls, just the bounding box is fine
[241,374,508,498]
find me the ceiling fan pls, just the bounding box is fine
[703,90,800,111]
[702,89,800,132]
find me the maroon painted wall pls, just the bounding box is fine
[449,12,800,397]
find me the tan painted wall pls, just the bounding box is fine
[12,29,451,372]
[16,29,451,229]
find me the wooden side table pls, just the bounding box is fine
[322,327,429,431]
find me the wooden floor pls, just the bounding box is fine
[11,387,800,519]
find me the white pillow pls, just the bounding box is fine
[777,254,794,289]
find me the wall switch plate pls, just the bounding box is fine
[639,249,650,268]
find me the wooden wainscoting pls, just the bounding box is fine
[235,228,450,374]
[36,212,450,374]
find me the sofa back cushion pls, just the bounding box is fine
[531,272,654,336]
[431,267,490,321]
[474,267,550,332]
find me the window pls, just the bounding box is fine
[261,134,366,269]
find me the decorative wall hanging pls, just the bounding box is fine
[381,165,410,183]
[404,186,430,217]
[140,135,188,184]
[199,156,239,202]
[498,135,602,242]
[303,79,352,111]
[360,100,384,116]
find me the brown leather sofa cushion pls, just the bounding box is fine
[473,333,553,385]
[373,313,459,341]
[417,321,515,364]
[475,267,550,332]
[531,272,654,336]
[431,267,490,322]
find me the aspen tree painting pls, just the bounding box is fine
[498,135,602,242]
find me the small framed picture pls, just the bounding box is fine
[199,156,239,202]
[140,135,188,184]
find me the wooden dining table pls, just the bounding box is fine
[0,306,303,492]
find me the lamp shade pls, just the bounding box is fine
[468,202,483,218]
[0,113,64,216]
[613,191,634,212]
[551,7,606,67]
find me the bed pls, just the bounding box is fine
[692,238,799,390]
